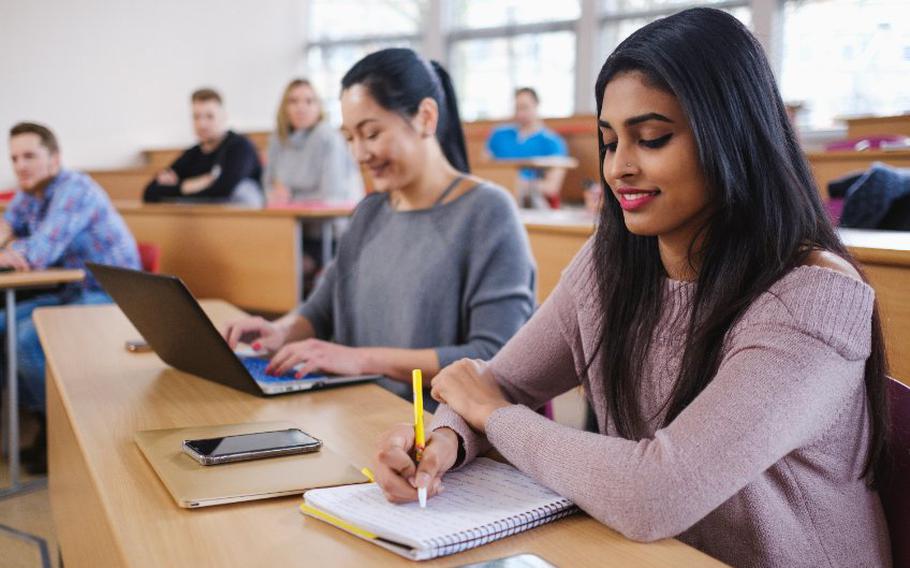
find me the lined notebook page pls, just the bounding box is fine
[304,458,576,559]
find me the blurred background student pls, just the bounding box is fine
[265,78,363,206]
[264,78,365,293]
[143,88,264,206]
[1,122,140,474]
[486,87,568,209]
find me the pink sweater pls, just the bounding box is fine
[432,239,891,567]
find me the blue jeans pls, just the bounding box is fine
[0,290,112,413]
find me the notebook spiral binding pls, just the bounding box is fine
[421,499,578,558]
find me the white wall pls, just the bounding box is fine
[0,0,308,188]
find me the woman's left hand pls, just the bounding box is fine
[266,339,367,378]
[431,359,511,433]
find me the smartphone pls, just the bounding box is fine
[182,428,322,466]
[125,339,152,353]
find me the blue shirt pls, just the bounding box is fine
[5,169,141,297]
[486,124,568,180]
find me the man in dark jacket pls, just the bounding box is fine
[143,88,263,206]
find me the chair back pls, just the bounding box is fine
[137,242,162,274]
[883,377,910,566]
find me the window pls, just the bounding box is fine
[303,0,907,133]
[600,2,751,60]
[308,0,423,41]
[446,0,580,120]
[450,31,577,120]
[780,0,910,130]
[450,0,580,28]
[305,1,425,123]
[306,40,416,124]
[602,0,738,11]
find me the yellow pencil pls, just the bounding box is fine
[412,369,427,508]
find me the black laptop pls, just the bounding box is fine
[87,263,379,396]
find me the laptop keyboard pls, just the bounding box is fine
[240,357,324,383]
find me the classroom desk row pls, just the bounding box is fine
[114,201,349,314]
[36,300,725,567]
[523,213,910,385]
[0,200,342,314]
[806,148,910,199]
[1,199,904,382]
[116,204,576,315]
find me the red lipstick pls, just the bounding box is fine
[616,187,660,211]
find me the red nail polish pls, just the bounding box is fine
[295,372,303,379]
[252,342,261,350]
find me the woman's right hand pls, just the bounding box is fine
[373,424,459,503]
[156,168,178,186]
[222,316,289,353]
[268,181,292,206]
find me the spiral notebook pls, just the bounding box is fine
[300,458,578,561]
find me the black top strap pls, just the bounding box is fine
[433,175,466,206]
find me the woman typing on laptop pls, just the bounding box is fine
[222,48,536,407]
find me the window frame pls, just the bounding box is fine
[302,0,869,138]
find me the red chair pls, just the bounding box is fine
[883,378,910,567]
[137,242,162,274]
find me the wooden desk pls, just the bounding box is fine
[483,157,581,170]
[113,202,352,314]
[844,114,910,139]
[522,217,910,384]
[0,269,84,498]
[475,157,580,205]
[35,301,723,567]
[806,149,910,199]
[522,211,594,303]
[87,168,156,201]
[0,199,351,314]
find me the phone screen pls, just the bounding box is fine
[185,429,320,458]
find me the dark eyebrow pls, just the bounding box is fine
[598,112,674,130]
[355,118,379,130]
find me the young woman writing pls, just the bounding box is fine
[372,10,890,567]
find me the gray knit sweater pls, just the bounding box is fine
[299,183,537,400]
[263,122,364,203]
[432,238,891,568]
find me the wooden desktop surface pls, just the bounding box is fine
[844,113,910,138]
[0,268,85,289]
[112,200,353,219]
[35,300,724,568]
[481,157,581,170]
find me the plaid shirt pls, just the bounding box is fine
[4,169,140,296]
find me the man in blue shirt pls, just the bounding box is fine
[485,87,569,208]
[1,122,141,473]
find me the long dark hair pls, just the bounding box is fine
[592,8,889,486]
[341,47,470,173]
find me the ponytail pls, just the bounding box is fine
[341,48,470,173]
[429,61,469,173]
